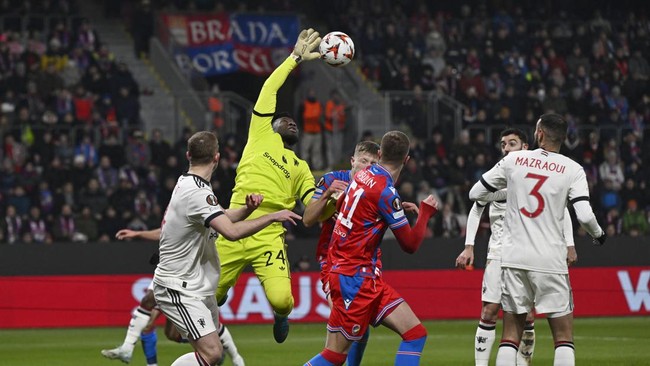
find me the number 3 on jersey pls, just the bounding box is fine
[520,172,548,218]
[338,181,364,229]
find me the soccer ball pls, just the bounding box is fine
[319,31,355,67]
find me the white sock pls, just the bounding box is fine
[219,324,241,359]
[554,342,575,366]
[517,327,535,365]
[496,341,518,366]
[122,307,151,353]
[475,319,497,366]
[171,352,206,366]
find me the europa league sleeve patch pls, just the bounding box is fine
[206,194,219,206]
[392,197,402,211]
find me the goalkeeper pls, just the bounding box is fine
[215,28,321,343]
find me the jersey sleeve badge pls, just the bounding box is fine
[206,194,219,206]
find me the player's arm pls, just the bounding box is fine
[224,194,263,223]
[249,29,321,139]
[569,169,606,245]
[469,158,508,202]
[456,202,486,269]
[116,228,161,241]
[208,209,301,242]
[563,207,578,266]
[390,195,439,254]
[303,175,348,227]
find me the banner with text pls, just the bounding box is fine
[161,12,299,76]
[1,267,648,328]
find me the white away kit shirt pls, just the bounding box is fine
[477,149,589,274]
[154,174,225,296]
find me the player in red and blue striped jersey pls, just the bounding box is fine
[303,141,380,366]
[305,131,439,366]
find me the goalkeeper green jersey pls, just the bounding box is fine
[230,57,315,211]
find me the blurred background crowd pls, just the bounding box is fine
[0,0,648,244]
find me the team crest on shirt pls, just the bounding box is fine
[352,324,361,335]
[206,194,218,206]
[392,197,402,211]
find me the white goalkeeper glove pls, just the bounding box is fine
[291,28,321,63]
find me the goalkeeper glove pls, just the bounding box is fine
[291,28,321,63]
[592,231,607,246]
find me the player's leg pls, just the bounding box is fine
[533,272,575,366]
[251,232,294,343]
[381,302,427,366]
[495,312,527,366]
[217,323,245,366]
[305,273,368,366]
[475,258,503,366]
[548,314,574,366]
[320,263,368,366]
[215,236,248,304]
[153,285,224,366]
[475,302,500,366]
[141,329,158,366]
[101,288,157,362]
[346,328,369,366]
[517,311,536,366]
[496,268,534,366]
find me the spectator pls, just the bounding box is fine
[26,206,51,244]
[621,200,648,236]
[323,89,346,169]
[599,150,625,191]
[53,204,76,242]
[433,203,461,238]
[3,205,23,244]
[97,206,124,242]
[78,178,109,217]
[148,128,172,167]
[298,88,323,170]
[76,206,99,242]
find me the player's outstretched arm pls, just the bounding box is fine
[456,202,485,269]
[209,209,302,242]
[392,195,439,254]
[116,228,161,241]
[303,179,348,227]
[225,194,263,223]
[250,28,321,138]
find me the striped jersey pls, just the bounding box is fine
[329,164,406,277]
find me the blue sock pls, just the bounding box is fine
[394,335,426,366]
[305,354,335,366]
[141,330,158,365]
[347,328,370,366]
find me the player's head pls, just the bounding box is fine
[350,140,380,176]
[186,131,220,169]
[535,113,567,150]
[379,131,410,166]
[272,111,299,147]
[500,128,528,156]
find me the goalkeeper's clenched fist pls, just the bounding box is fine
[291,28,321,63]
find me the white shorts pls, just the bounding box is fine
[501,268,573,318]
[153,284,219,340]
[481,259,502,304]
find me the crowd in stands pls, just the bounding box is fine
[314,1,650,238]
[1,1,649,244]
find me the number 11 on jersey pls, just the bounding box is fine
[338,181,364,229]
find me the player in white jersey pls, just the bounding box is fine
[101,228,245,366]
[469,114,606,366]
[456,128,577,366]
[152,131,301,366]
